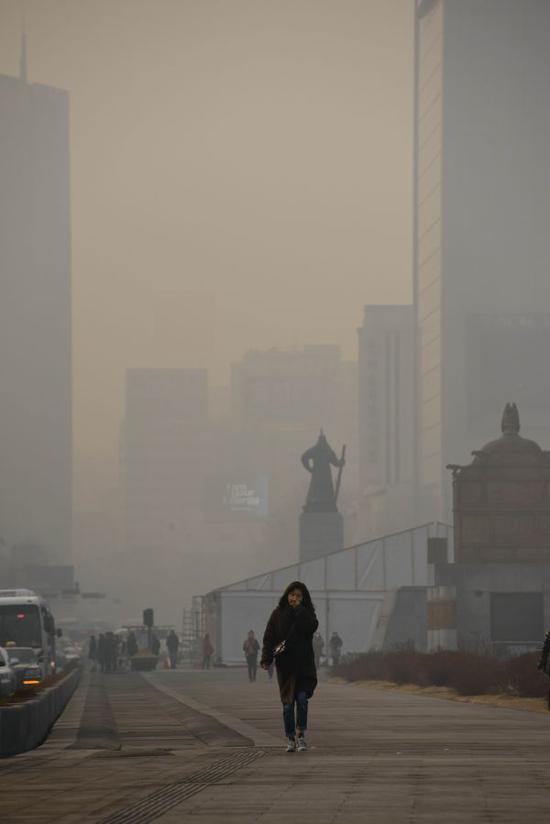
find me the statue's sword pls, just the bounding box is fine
[334,444,346,504]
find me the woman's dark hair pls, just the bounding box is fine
[278,580,315,612]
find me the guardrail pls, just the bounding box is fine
[0,666,81,758]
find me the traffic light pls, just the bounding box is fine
[143,608,154,628]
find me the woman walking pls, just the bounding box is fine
[261,581,318,752]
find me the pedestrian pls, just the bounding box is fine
[243,630,260,682]
[105,631,117,673]
[329,631,343,667]
[202,633,214,669]
[151,633,161,657]
[118,638,127,670]
[166,630,180,669]
[127,631,138,658]
[313,632,324,669]
[97,633,106,673]
[261,580,318,753]
[537,629,550,710]
[88,635,97,672]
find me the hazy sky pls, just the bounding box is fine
[0,0,413,507]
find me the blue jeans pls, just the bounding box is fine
[283,691,308,738]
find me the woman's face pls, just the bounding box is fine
[288,588,303,608]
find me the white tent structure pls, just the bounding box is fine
[200,522,452,665]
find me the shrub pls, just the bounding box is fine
[333,651,386,681]
[506,653,548,698]
[334,649,538,696]
[446,652,505,695]
[422,650,456,687]
[384,650,425,685]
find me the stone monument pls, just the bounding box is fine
[299,431,345,562]
[425,403,550,654]
[447,402,550,563]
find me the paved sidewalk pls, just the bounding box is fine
[1,667,550,823]
[150,668,550,823]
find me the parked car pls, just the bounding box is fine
[0,646,17,698]
[6,646,45,687]
[61,645,81,665]
[56,643,81,671]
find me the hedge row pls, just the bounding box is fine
[333,650,548,697]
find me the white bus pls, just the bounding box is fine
[0,589,60,679]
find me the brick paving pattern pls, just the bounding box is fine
[1,667,550,823]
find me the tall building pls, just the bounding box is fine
[357,306,415,538]
[414,0,550,523]
[120,368,208,621]
[231,345,355,434]
[0,53,72,561]
[122,368,208,553]
[231,346,358,546]
[120,367,274,622]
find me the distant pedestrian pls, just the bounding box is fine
[127,631,138,658]
[166,630,180,669]
[329,632,343,667]
[261,581,318,753]
[202,633,214,669]
[537,629,550,710]
[243,630,260,682]
[313,632,324,669]
[105,632,118,672]
[97,633,106,673]
[118,638,127,670]
[88,635,97,672]
[151,633,161,656]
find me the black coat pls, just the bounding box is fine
[261,604,318,704]
[538,630,550,673]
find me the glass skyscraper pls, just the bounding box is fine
[414,0,550,523]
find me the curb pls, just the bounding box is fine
[0,667,81,758]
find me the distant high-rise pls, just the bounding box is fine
[0,57,72,560]
[119,368,209,619]
[414,0,550,522]
[357,306,415,538]
[231,345,357,485]
[231,345,358,550]
[231,345,355,435]
[122,368,208,553]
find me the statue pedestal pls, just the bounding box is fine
[299,511,344,562]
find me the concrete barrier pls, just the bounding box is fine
[0,666,81,758]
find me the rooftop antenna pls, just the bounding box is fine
[19,5,27,83]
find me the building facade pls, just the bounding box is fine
[414,0,550,524]
[357,305,415,538]
[119,368,271,624]
[231,345,358,555]
[0,65,72,561]
[122,368,208,553]
[429,406,550,654]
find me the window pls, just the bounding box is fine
[0,605,42,648]
[490,593,543,644]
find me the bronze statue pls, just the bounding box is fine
[301,431,345,513]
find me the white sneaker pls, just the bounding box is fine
[286,738,296,752]
[296,736,307,752]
